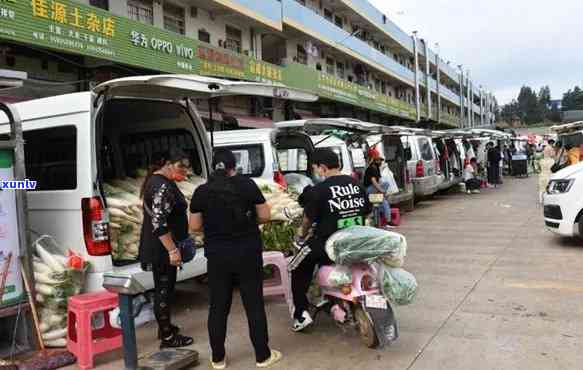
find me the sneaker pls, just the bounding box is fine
[211,357,227,370]
[471,190,481,194]
[292,311,313,332]
[383,224,397,230]
[257,350,283,368]
[467,190,472,194]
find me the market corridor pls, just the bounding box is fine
[84,176,583,370]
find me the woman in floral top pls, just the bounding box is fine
[139,148,194,348]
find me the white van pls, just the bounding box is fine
[213,120,364,186]
[402,133,440,197]
[543,122,583,238]
[0,75,317,292]
[209,128,287,186]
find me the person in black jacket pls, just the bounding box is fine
[139,148,194,348]
[486,142,501,186]
[290,148,371,332]
[189,149,282,369]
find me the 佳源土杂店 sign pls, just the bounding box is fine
[0,0,283,83]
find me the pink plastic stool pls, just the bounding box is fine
[262,251,293,315]
[67,291,123,370]
[390,208,401,226]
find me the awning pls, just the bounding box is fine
[294,109,319,120]
[224,114,273,129]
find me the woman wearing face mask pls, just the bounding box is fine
[139,148,194,348]
[363,148,392,228]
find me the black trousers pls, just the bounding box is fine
[207,253,270,363]
[291,241,333,320]
[152,264,177,338]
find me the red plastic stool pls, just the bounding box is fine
[390,208,401,226]
[67,291,122,370]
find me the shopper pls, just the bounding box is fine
[486,142,502,186]
[363,148,391,227]
[189,149,281,369]
[290,148,371,332]
[139,149,194,349]
[464,158,481,194]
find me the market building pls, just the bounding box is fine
[0,0,496,128]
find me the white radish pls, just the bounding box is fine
[44,338,67,347]
[33,261,53,274]
[34,272,63,285]
[42,328,67,341]
[36,243,65,273]
[39,322,50,333]
[35,284,54,296]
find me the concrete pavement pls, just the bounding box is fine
[82,176,583,370]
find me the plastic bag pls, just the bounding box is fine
[325,265,352,286]
[325,226,407,265]
[380,166,399,195]
[284,173,314,195]
[378,265,418,305]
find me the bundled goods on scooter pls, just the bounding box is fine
[253,178,304,222]
[32,235,89,347]
[104,173,206,260]
[325,265,352,287]
[377,265,417,306]
[325,226,407,265]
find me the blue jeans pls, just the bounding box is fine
[367,186,391,222]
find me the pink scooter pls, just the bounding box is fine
[313,263,398,348]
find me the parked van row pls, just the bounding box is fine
[0,74,512,299]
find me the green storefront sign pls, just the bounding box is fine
[0,0,416,120]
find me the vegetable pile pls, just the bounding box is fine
[104,173,206,261]
[253,179,304,256]
[33,235,89,347]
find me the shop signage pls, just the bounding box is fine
[0,1,413,119]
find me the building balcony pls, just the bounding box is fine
[282,0,415,86]
[190,0,283,31]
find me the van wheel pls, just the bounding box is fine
[577,221,583,241]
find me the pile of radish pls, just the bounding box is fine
[32,236,87,347]
[104,174,207,261]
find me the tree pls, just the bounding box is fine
[562,86,583,111]
[538,86,551,118]
[517,86,541,124]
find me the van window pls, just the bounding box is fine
[117,129,201,178]
[101,100,204,179]
[23,126,77,191]
[418,137,434,161]
[216,144,265,177]
[277,149,308,172]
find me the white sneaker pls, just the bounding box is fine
[472,189,481,194]
[292,311,313,332]
[467,190,472,194]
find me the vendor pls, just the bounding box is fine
[464,157,481,194]
[139,148,194,348]
[363,148,391,227]
[290,148,371,332]
[189,149,282,369]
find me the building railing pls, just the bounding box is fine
[282,0,415,85]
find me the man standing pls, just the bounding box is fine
[290,148,371,332]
